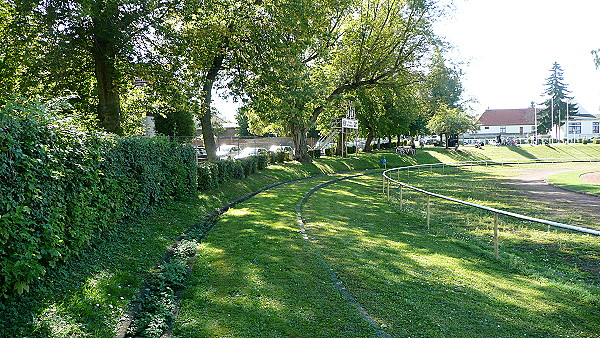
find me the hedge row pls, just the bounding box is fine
[197,154,269,190]
[0,102,197,296]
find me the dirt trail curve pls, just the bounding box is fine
[506,166,600,221]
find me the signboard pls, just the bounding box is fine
[342,118,358,129]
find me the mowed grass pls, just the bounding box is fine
[547,169,600,196]
[2,143,600,336]
[302,175,600,337]
[174,177,381,337]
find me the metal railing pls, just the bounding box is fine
[382,158,600,259]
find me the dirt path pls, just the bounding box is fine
[581,171,600,185]
[504,166,600,221]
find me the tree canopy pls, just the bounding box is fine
[536,62,578,135]
[1,0,464,161]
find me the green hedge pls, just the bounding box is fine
[0,101,196,296]
[308,149,321,159]
[197,153,270,191]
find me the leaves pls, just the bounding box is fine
[0,99,197,297]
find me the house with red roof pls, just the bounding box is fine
[465,107,599,142]
[475,108,536,138]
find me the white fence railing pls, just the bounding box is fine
[382,158,600,259]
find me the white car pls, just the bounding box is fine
[233,147,268,160]
[269,145,293,153]
[216,145,240,160]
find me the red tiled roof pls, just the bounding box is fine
[478,108,536,126]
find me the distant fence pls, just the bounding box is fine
[382,158,600,259]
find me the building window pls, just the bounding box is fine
[500,127,506,133]
[594,122,599,134]
[568,122,581,134]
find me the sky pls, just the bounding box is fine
[215,0,600,122]
[435,0,600,116]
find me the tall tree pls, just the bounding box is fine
[356,85,417,152]
[421,48,464,114]
[246,0,444,161]
[6,0,180,134]
[427,104,478,148]
[537,62,578,135]
[176,0,333,160]
[233,0,350,161]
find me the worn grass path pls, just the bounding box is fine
[173,165,600,337]
[173,175,384,337]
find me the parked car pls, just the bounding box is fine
[269,145,293,153]
[216,144,240,160]
[195,146,208,163]
[233,147,268,160]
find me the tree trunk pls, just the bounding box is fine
[290,119,311,162]
[364,127,375,152]
[200,36,229,161]
[93,38,122,135]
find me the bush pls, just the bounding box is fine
[0,100,196,297]
[308,149,321,159]
[270,150,291,164]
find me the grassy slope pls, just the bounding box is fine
[303,176,600,337]
[1,144,599,336]
[175,144,600,337]
[547,169,600,195]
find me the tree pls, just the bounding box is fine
[233,0,350,161]
[245,0,444,161]
[427,105,478,148]
[355,85,417,152]
[176,0,316,160]
[536,62,578,135]
[3,0,181,135]
[420,48,464,115]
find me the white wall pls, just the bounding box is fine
[476,124,535,135]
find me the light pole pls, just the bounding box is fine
[550,96,554,143]
[562,97,572,143]
[534,106,538,144]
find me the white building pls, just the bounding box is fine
[553,113,600,141]
[469,108,536,139]
[467,108,599,142]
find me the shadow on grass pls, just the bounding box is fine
[0,197,216,337]
[302,177,600,337]
[504,145,539,159]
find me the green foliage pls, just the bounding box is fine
[536,62,578,134]
[0,100,196,297]
[196,155,270,191]
[153,108,196,137]
[427,105,479,144]
[308,149,321,159]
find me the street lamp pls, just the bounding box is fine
[550,96,554,143]
[562,97,572,143]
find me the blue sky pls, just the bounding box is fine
[436,0,600,116]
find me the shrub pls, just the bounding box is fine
[308,149,321,159]
[270,150,290,164]
[0,100,196,297]
[257,153,269,169]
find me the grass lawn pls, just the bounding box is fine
[1,144,599,336]
[302,175,600,337]
[547,169,600,196]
